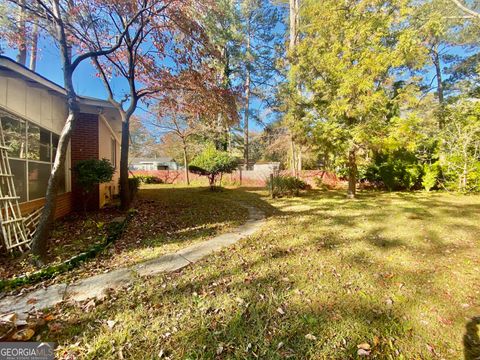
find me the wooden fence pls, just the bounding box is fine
[131,169,339,188]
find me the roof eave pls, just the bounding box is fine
[0,56,117,112]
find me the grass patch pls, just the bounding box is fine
[37,189,480,359]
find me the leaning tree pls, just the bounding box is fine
[1,0,161,263]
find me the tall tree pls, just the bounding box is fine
[78,0,228,209]
[290,0,427,198]
[238,0,282,169]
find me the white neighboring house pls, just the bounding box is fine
[129,157,178,171]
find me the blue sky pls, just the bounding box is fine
[2,35,278,133]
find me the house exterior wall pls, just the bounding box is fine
[98,115,120,208]
[0,65,121,217]
[0,76,67,135]
[0,75,72,219]
[19,192,73,219]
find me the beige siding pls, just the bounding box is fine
[0,76,7,106]
[98,115,120,207]
[0,76,70,192]
[2,76,66,134]
[51,96,67,133]
[26,87,42,120]
[6,78,27,116]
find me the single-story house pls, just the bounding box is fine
[129,157,178,171]
[0,56,122,218]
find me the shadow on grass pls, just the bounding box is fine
[39,188,480,359]
[464,317,480,360]
[113,186,277,254]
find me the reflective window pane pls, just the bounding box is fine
[52,133,59,161]
[28,162,51,200]
[28,124,51,162]
[1,116,26,159]
[9,159,27,203]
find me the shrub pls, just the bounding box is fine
[440,100,480,192]
[267,175,310,197]
[136,175,164,184]
[364,150,423,191]
[73,159,115,211]
[422,162,441,191]
[189,144,238,190]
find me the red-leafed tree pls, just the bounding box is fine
[150,68,238,185]
[78,0,238,209]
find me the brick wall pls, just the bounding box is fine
[71,113,99,211]
[19,192,73,219]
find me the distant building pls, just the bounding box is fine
[129,157,178,171]
[252,162,280,172]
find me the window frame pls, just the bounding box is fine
[0,108,65,203]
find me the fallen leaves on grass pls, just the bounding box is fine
[11,328,35,341]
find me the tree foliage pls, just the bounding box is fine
[189,143,238,189]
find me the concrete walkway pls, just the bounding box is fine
[0,205,265,318]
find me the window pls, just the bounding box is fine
[110,138,116,168]
[2,116,26,159]
[9,159,27,202]
[28,162,51,200]
[28,124,51,162]
[0,111,65,203]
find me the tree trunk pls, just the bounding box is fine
[16,0,27,65]
[244,76,250,170]
[119,116,131,210]
[209,174,215,190]
[289,0,300,50]
[347,147,357,199]
[432,46,445,128]
[244,16,251,170]
[29,21,39,71]
[297,145,302,176]
[31,0,78,263]
[31,109,77,262]
[288,0,300,178]
[182,142,189,186]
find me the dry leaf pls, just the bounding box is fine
[305,334,317,341]
[26,298,38,305]
[357,348,371,356]
[12,328,35,341]
[0,313,17,323]
[44,314,55,322]
[357,343,371,350]
[48,322,63,332]
[216,344,224,355]
[276,307,285,315]
[107,320,117,330]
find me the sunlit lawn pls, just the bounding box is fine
[43,187,480,359]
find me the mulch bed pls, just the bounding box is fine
[0,206,123,281]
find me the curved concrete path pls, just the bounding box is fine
[0,204,265,319]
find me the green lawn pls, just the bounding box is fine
[43,187,480,359]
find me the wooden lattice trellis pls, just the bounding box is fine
[0,118,30,252]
